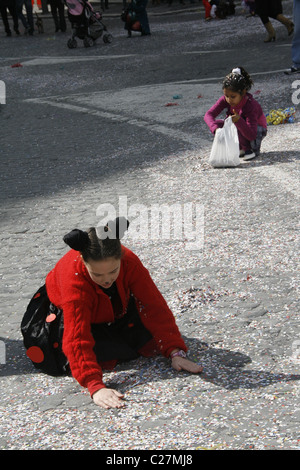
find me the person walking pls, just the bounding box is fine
[0,0,20,36]
[16,0,34,34]
[48,0,66,32]
[124,0,150,37]
[285,0,300,73]
[255,0,294,42]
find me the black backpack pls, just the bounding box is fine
[21,285,69,376]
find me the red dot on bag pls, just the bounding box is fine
[46,313,56,323]
[53,342,59,349]
[26,346,44,363]
[128,323,134,328]
[33,293,41,299]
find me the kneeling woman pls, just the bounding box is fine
[21,218,202,409]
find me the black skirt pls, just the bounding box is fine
[21,285,153,376]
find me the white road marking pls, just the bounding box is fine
[26,82,222,147]
[20,55,135,66]
[25,76,299,199]
[182,50,228,54]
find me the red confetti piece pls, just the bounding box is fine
[165,102,178,107]
[197,94,203,98]
[11,63,23,68]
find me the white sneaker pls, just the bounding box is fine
[239,150,245,158]
[243,150,256,161]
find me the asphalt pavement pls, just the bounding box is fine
[0,0,299,452]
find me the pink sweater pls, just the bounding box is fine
[204,93,267,142]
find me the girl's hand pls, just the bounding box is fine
[171,356,203,374]
[231,109,240,123]
[92,388,125,409]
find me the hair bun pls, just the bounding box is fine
[96,217,129,240]
[63,229,90,251]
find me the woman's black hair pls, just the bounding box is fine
[63,217,129,262]
[222,67,253,94]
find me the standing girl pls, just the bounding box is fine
[204,67,267,161]
[21,218,202,410]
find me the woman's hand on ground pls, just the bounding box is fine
[92,388,125,409]
[171,356,203,374]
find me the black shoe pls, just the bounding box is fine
[284,66,300,75]
[243,150,256,161]
[6,30,12,36]
[28,28,34,35]
[15,28,20,35]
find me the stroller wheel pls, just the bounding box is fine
[103,33,112,43]
[83,37,94,47]
[67,38,77,49]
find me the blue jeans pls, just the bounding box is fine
[292,0,300,68]
[16,0,34,30]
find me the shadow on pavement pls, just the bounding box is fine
[1,336,299,392]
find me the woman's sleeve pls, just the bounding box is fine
[62,300,106,396]
[127,260,187,358]
[204,96,227,134]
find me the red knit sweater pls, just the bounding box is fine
[45,247,187,396]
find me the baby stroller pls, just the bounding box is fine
[64,0,112,48]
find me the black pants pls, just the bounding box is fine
[49,0,66,31]
[255,0,283,24]
[91,296,153,363]
[21,286,153,375]
[0,1,19,34]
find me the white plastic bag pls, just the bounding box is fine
[208,116,240,168]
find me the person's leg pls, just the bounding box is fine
[292,0,300,69]
[8,3,20,33]
[0,5,11,35]
[16,0,28,29]
[263,20,276,42]
[50,3,60,31]
[256,0,276,41]
[58,2,66,31]
[250,126,267,156]
[24,0,34,32]
[276,13,294,35]
[202,0,212,19]
[237,129,251,153]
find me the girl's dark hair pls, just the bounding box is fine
[63,217,129,262]
[222,67,253,93]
